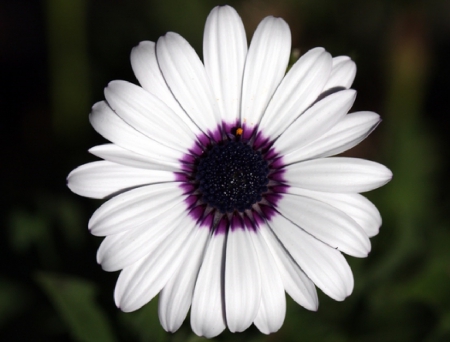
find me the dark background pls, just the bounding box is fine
[2,0,450,341]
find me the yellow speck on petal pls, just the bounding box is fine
[236,127,243,136]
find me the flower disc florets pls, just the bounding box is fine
[195,137,269,213]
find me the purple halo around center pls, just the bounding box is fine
[175,121,289,234]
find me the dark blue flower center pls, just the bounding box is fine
[195,141,269,213]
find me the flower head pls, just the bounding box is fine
[67,5,392,338]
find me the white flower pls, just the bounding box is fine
[67,5,392,338]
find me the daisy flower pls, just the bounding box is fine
[67,5,392,338]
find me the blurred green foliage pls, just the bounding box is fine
[2,0,450,341]
[36,272,117,342]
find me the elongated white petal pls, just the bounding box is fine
[251,229,286,334]
[191,232,226,338]
[130,41,199,133]
[114,213,196,312]
[240,17,291,139]
[104,81,196,151]
[89,144,179,171]
[259,48,332,139]
[67,161,175,199]
[97,202,187,272]
[277,193,371,257]
[89,183,185,236]
[283,157,393,193]
[274,89,356,155]
[225,226,261,332]
[324,56,356,90]
[283,111,380,164]
[89,101,182,164]
[157,32,221,139]
[260,224,318,310]
[203,5,247,125]
[286,188,382,237]
[268,214,354,301]
[158,227,209,332]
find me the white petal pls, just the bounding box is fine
[89,144,179,171]
[268,214,354,301]
[96,202,187,272]
[158,227,210,332]
[130,41,199,133]
[157,32,221,139]
[259,48,332,140]
[286,188,382,237]
[191,231,226,338]
[324,56,356,90]
[251,229,286,334]
[283,111,380,164]
[203,5,247,126]
[276,193,371,257]
[260,224,318,311]
[240,17,291,139]
[104,80,196,151]
[67,161,175,199]
[114,213,197,312]
[274,89,356,155]
[89,183,185,236]
[283,157,393,193]
[225,225,261,332]
[89,101,182,164]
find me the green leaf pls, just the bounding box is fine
[118,296,167,342]
[0,278,32,329]
[36,272,116,342]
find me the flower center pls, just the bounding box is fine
[195,140,269,213]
